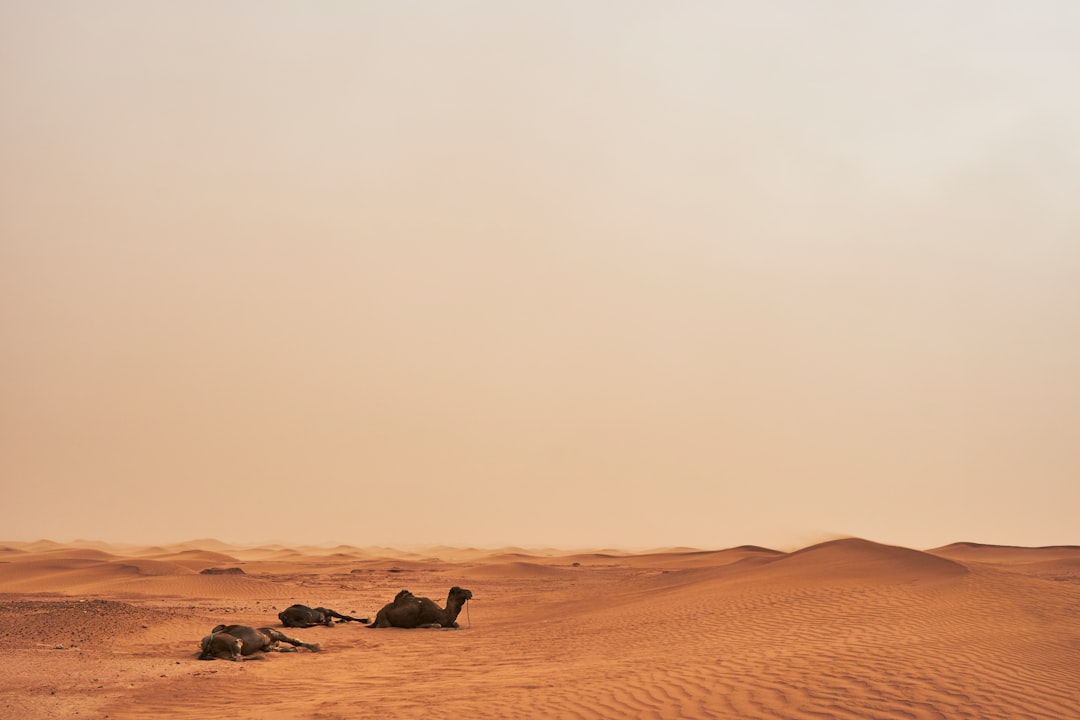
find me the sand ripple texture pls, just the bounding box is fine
[1,537,1077,719]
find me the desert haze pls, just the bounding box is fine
[1,538,1077,719]
[4,5,1079,717]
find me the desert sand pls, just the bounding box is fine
[1,537,1077,719]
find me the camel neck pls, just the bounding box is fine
[445,596,464,620]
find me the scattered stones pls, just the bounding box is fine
[0,599,182,650]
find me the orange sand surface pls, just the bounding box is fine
[1,538,1078,719]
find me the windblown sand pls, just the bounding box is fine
[1,538,1077,719]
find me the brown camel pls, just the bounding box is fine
[278,604,369,628]
[369,586,473,629]
[198,624,321,661]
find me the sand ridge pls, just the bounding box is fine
[1,537,1078,719]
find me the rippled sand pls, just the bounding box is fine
[1,538,1078,719]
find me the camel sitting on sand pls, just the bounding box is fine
[198,624,321,661]
[369,587,473,629]
[278,604,369,628]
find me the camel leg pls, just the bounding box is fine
[327,609,370,624]
[262,628,321,653]
[215,636,246,660]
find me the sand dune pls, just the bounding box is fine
[466,560,581,578]
[931,541,1080,564]
[1,537,1078,719]
[751,537,969,582]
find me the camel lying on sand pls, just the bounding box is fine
[369,587,473,629]
[278,604,369,628]
[198,624,321,661]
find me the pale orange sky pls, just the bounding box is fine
[2,2,1078,550]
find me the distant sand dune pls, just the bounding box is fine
[465,560,580,578]
[753,536,969,581]
[0,538,1077,719]
[141,549,241,566]
[932,541,1080,565]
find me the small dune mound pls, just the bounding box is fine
[199,567,245,575]
[759,537,968,583]
[731,545,783,555]
[38,547,117,563]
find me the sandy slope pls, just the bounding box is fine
[1,538,1078,719]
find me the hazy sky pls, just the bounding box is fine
[3,1,1078,551]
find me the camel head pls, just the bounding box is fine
[448,586,473,604]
